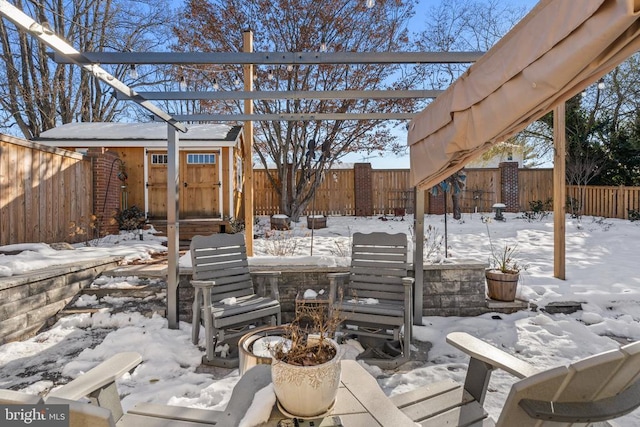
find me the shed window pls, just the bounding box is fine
[187,153,216,164]
[151,154,168,164]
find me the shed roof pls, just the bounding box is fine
[35,122,242,148]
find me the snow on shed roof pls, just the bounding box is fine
[35,122,242,148]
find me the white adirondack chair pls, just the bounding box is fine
[1,352,272,427]
[392,332,640,426]
[190,233,282,366]
[328,232,414,369]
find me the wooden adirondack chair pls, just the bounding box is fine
[328,232,414,369]
[190,233,281,366]
[392,332,640,426]
[0,352,273,427]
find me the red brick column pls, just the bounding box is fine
[499,161,519,212]
[428,190,446,215]
[87,148,121,236]
[354,163,373,216]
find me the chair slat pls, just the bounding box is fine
[352,251,406,260]
[352,232,407,246]
[350,273,406,284]
[418,401,487,427]
[344,289,405,301]
[194,264,250,279]
[193,258,248,270]
[555,349,625,401]
[351,260,407,270]
[599,341,640,397]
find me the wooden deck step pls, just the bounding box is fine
[149,219,231,241]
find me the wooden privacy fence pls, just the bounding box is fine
[0,135,93,246]
[254,168,357,216]
[567,185,640,219]
[254,167,640,219]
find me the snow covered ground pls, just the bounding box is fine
[1,212,640,425]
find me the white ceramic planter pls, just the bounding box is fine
[271,339,341,418]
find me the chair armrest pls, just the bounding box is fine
[47,352,143,400]
[446,332,538,405]
[129,365,273,426]
[327,272,350,304]
[47,352,141,423]
[191,280,215,289]
[46,396,116,425]
[401,277,415,288]
[253,271,281,300]
[447,332,538,379]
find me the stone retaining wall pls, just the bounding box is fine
[0,257,121,344]
[178,261,488,322]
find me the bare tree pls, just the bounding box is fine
[174,0,415,221]
[415,0,527,91]
[0,0,175,139]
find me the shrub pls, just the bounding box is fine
[629,209,640,222]
[115,206,146,231]
[523,199,552,222]
[567,196,583,219]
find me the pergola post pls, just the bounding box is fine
[413,187,425,325]
[243,29,254,256]
[553,103,566,280]
[166,125,180,328]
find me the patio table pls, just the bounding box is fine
[241,359,417,427]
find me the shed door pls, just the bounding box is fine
[182,152,220,218]
[146,151,220,219]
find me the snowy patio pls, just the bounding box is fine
[1,213,640,425]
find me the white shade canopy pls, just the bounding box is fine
[409,0,640,189]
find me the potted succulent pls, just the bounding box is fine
[270,305,343,418]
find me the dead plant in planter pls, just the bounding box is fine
[270,301,345,417]
[272,303,343,366]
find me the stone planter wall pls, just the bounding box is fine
[420,261,489,317]
[179,261,488,322]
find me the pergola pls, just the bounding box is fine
[6,0,640,334]
[6,0,635,333]
[0,0,485,328]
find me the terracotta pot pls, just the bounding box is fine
[485,269,519,302]
[271,339,341,418]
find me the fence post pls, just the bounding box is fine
[354,163,373,216]
[499,161,519,212]
[618,185,626,219]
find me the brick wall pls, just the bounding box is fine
[354,163,373,216]
[87,148,122,236]
[429,191,445,215]
[500,161,519,212]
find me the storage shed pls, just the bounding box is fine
[36,122,244,228]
